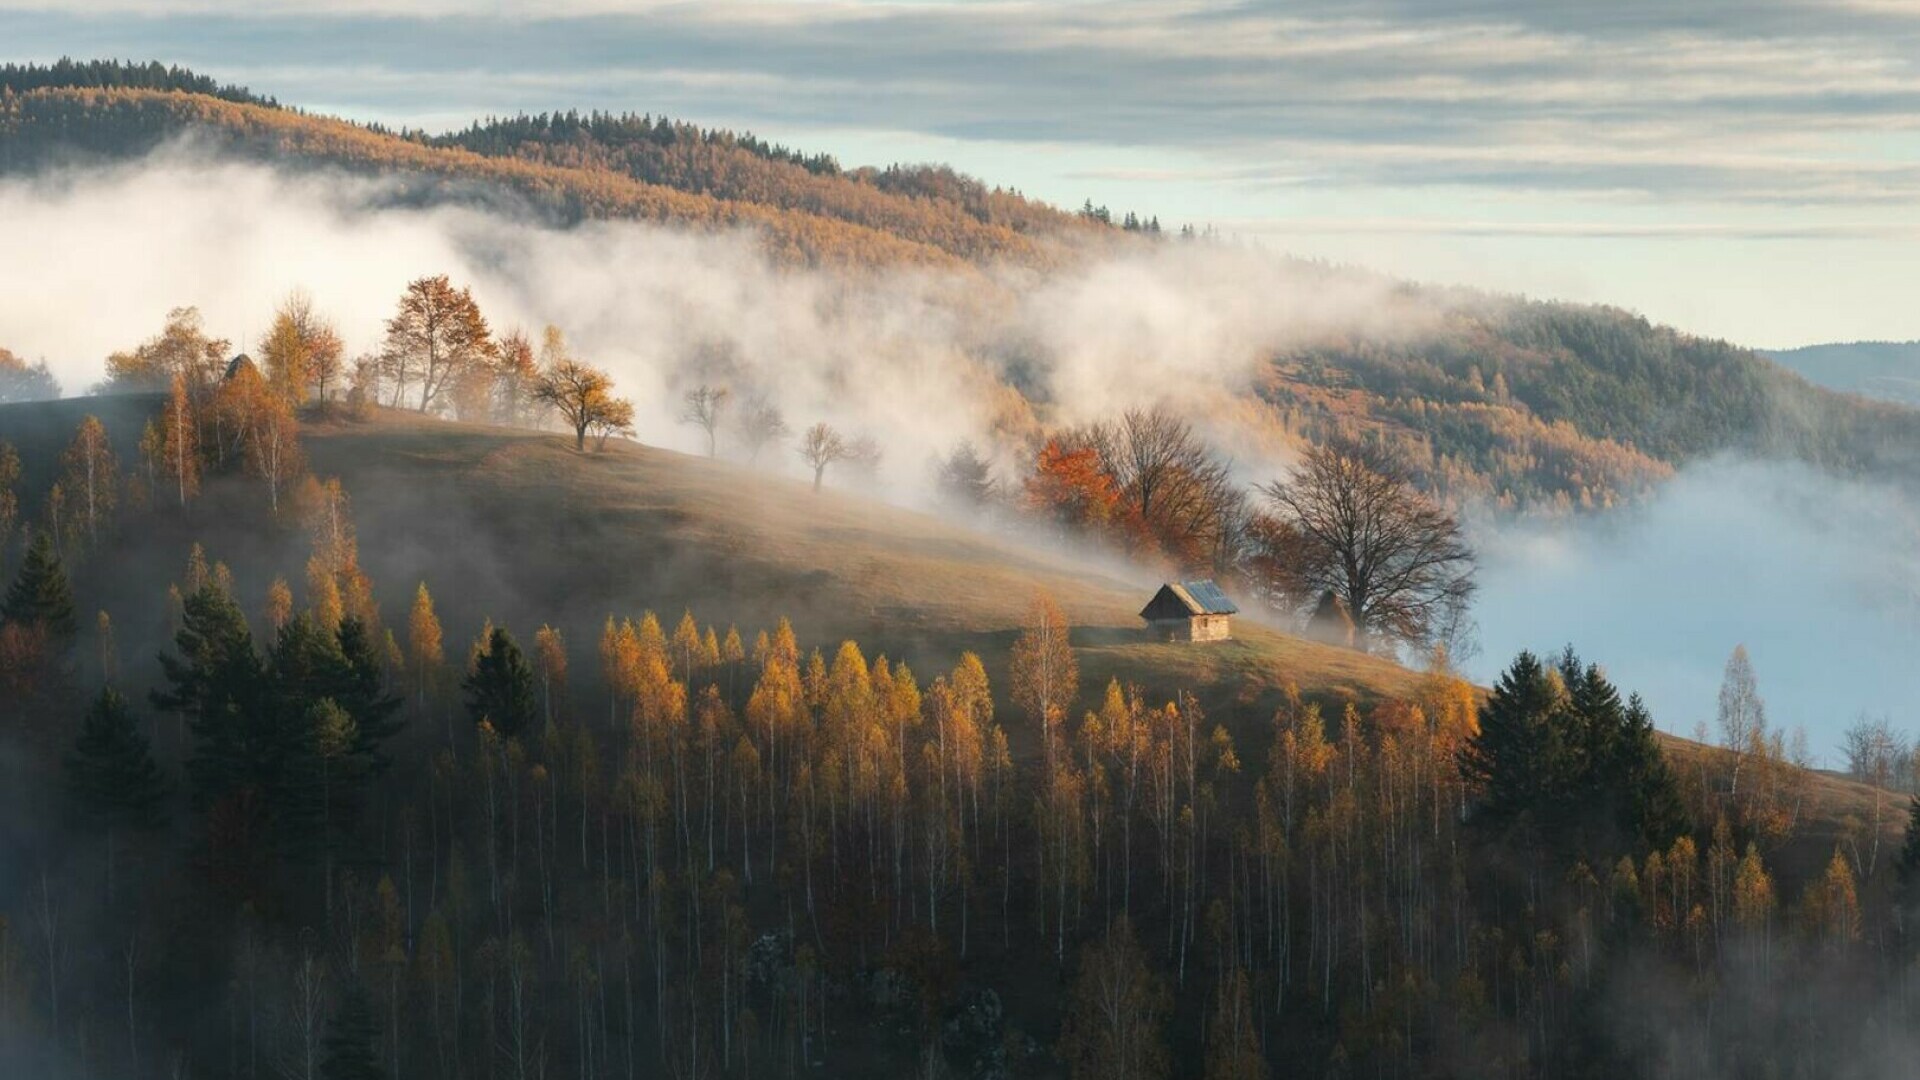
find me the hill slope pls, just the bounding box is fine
[6,65,1920,519]
[0,397,1897,879]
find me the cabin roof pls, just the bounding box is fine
[1140,579,1239,620]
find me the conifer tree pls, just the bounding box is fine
[65,686,170,897]
[463,625,538,738]
[1458,650,1567,839]
[3,529,77,642]
[154,583,264,812]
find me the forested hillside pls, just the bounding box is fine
[5,61,1919,521]
[1,378,1915,1080]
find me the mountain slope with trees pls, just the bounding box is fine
[0,390,1910,1080]
[5,62,1920,519]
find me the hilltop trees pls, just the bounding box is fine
[141,375,200,509]
[59,416,117,547]
[1718,644,1766,797]
[0,346,60,403]
[937,440,996,508]
[261,291,345,403]
[380,275,495,413]
[1253,439,1475,653]
[534,357,633,452]
[737,395,790,464]
[102,307,229,394]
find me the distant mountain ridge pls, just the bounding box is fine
[1763,341,1920,408]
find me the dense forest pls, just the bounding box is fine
[2,274,1920,1079]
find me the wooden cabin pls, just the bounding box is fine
[1140,579,1238,642]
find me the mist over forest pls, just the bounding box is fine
[4,148,1916,754]
[5,57,1920,1080]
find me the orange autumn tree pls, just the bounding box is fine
[1025,438,1119,532]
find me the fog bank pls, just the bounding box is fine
[1472,456,1920,759]
[0,148,1446,492]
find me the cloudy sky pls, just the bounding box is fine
[7,0,1920,347]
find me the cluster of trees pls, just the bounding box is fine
[1,346,62,403]
[0,58,276,106]
[427,111,1109,260]
[1019,412,1475,656]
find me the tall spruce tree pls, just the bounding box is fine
[154,582,265,811]
[335,616,403,765]
[3,529,77,641]
[65,686,170,828]
[64,686,170,897]
[1458,650,1570,840]
[463,625,538,738]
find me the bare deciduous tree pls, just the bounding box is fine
[738,396,790,465]
[1071,407,1240,571]
[680,384,730,457]
[1717,644,1766,798]
[1251,440,1475,653]
[798,422,849,492]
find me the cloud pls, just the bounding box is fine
[0,148,1435,488]
[8,0,1920,210]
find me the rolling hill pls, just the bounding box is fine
[1765,340,1920,408]
[0,394,1896,889]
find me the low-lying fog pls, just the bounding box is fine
[3,147,1916,761]
[1473,457,1920,758]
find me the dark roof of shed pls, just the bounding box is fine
[1140,579,1239,619]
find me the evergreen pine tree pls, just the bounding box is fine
[336,616,403,764]
[65,685,170,898]
[154,583,265,811]
[2,529,77,641]
[1458,650,1570,838]
[320,979,386,1080]
[1617,693,1687,849]
[463,625,538,738]
[65,686,170,830]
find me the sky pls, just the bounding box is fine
[5,0,1920,349]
